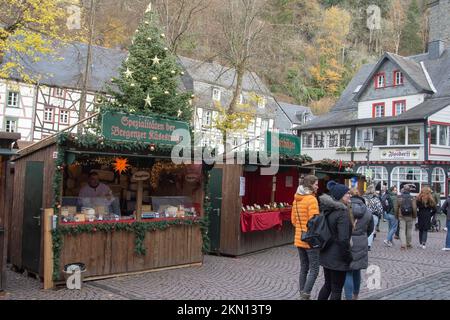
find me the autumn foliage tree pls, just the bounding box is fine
[0,0,78,82]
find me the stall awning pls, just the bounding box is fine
[0,148,18,156]
[315,170,362,179]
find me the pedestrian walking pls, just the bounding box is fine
[416,187,437,249]
[383,186,398,247]
[395,184,417,250]
[344,189,374,300]
[440,195,450,251]
[317,181,353,301]
[291,175,320,300]
[364,185,383,251]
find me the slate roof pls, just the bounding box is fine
[178,56,272,95]
[3,42,127,92]
[297,46,450,132]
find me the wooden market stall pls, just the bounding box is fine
[0,132,20,291]
[8,113,209,286]
[207,133,313,256]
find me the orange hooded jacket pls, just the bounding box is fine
[291,188,320,249]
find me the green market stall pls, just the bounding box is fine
[10,112,210,287]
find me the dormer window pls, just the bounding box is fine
[372,103,385,118]
[394,70,404,86]
[375,73,386,89]
[393,100,406,116]
[212,88,221,102]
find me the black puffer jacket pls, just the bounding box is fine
[349,196,374,270]
[319,194,353,272]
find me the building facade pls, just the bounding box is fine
[297,3,450,197]
[275,102,313,135]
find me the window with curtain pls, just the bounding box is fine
[432,167,446,196]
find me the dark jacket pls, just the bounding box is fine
[319,194,353,272]
[387,190,398,215]
[349,196,374,270]
[395,192,418,219]
[417,201,436,231]
[380,191,394,215]
[442,197,450,221]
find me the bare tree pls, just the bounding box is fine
[213,0,268,115]
[153,0,209,54]
[389,0,406,54]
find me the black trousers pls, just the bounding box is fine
[318,268,347,300]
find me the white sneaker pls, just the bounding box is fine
[444,228,448,232]
[422,245,426,249]
[442,248,450,251]
[384,240,392,247]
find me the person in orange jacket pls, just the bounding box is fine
[291,175,320,300]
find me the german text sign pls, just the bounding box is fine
[101,112,190,145]
[266,131,301,157]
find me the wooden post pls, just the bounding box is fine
[43,209,54,290]
[136,180,143,222]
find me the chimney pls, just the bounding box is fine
[428,40,445,59]
[428,0,450,49]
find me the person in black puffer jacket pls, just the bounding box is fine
[318,181,353,301]
[344,189,374,300]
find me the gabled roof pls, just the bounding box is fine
[354,52,434,101]
[275,102,313,132]
[3,42,127,92]
[178,56,272,95]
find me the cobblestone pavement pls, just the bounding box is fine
[1,219,449,300]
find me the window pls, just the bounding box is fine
[393,100,406,116]
[432,168,446,196]
[394,71,404,86]
[327,132,339,148]
[44,107,54,122]
[374,127,388,146]
[356,128,373,147]
[212,88,221,101]
[431,125,438,145]
[357,166,388,186]
[314,132,324,148]
[302,133,313,148]
[7,91,19,108]
[5,118,18,133]
[391,167,428,194]
[408,126,422,145]
[372,103,385,118]
[390,126,406,145]
[375,73,386,89]
[340,130,351,147]
[202,110,212,126]
[54,88,64,97]
[248,119,256,133]
[60,110,69,124]
[439,126,448,146]
[257,96,266,109]
[261,120,269,132]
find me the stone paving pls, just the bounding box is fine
[1,218,449,300]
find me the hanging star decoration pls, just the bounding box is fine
[152,55,161,65]
[113,158,130,175]
[144,94,153,107]
[124,68,133,78]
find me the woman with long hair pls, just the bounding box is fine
[291,175,320,300]
[416,187,437,249]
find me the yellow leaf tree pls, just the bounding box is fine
[309,6,351,97]
[0,0,80,82]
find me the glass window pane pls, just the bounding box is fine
[374,128,387,146]
[439,125,448,146]
[431,125,438,145]
[408,126,422,145]
[390,127,406,145]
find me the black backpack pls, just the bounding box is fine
[400,194,413,216]
[295,201,332,250]
[381,193,392,213]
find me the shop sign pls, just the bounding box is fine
[101,112,190,145]
[380,149,420,160]
[132,171,150,181]
[266,132,301,157]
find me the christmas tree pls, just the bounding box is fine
[103,4,192,122]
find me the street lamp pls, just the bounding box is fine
[364,136,374,184]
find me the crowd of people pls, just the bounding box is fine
[291,175,450,300]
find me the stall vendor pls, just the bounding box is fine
[78,171,121,215]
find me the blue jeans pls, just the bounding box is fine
[384,213,398,242]
[344,270,361,300]
[446,220,450,249]
[368,215,379,247]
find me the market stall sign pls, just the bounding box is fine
[380,149,420,160]
[266,132,301,157]
[132,171,150,181]
[101,112,189,145]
